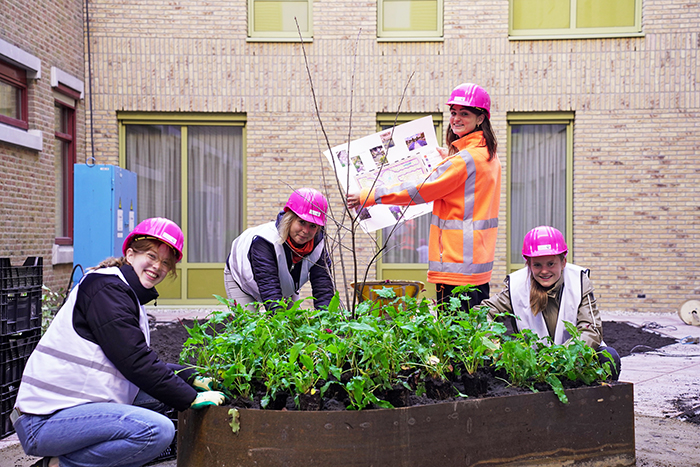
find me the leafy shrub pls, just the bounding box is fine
[180,286,612,409]
[41,285,66,334]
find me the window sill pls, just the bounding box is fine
[52,244,74,265]
[509,31,644,41]
[246,37,313,43]
[377,37,444,43]
[0,123,42,151]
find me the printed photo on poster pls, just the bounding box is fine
[324,116,441,233]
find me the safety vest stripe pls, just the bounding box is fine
[429,259,494,274]
[432,217,498,231]
[375,182,425,205]
[431,158,452,180]
[21,375,106,402]
[34,344,123,377]
[475,218,498,230]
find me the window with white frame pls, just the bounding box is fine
[378,0,443,40]
[507,113,574,271]
[509,0,642,39]
[248,0,312,41]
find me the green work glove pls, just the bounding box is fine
[190,391,226,410]
[192,376,215,392]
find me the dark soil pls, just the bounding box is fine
[602,320,677,357]
[149,318,679,411]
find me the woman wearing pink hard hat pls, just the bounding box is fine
[12,217,226,467]
[225,188,336,311]
[348,83,501,313]
[482,226,621,380]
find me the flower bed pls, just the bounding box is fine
[177,382,635,466]
[176,288,634,465]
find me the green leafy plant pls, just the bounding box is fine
[41,285,66,334]
[493,322,613,403]
[181,287,613,410]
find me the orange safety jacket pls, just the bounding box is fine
[359,131,501,286]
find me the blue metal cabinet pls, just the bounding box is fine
[73,165,137,280]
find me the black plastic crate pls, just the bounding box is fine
[1,329,41,386]
[1,382,19,439]
[0,257,43,336]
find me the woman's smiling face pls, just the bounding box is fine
[289,217,320,247]
[449,105,484,137]
[126,242,174,289]
[527,254,566,289]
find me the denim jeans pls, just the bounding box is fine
[13,402,175,467]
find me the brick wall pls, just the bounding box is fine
[21,0,699,312]
[0,0,85,295]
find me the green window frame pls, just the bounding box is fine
[248,0,313,42]
[375,113,442,299]
[378,0,443,41]
[509,0,642,40]
[118,112,247,305]
[507,112,574,273]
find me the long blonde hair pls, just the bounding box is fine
[92,238,178,278]
[527,253,566,315]
[277,210,297,243]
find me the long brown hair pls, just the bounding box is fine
[526,253,566,315]
[92,238,178,278]
[446,107,498,160]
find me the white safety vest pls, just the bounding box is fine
[227,221,324,302]
[509,264,587,345]
[15,267,150,415]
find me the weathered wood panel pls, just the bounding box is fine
[178,382,635,467]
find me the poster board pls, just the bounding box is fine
[324,116,442,233]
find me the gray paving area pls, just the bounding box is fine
[2,308,700,466]
[600,310,700,420]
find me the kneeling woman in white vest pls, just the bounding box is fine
[224,188,335,312]
[482,225,621,380]
[12,218,225,467]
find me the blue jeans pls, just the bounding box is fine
[13,402,175,467]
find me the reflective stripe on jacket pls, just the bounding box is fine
[360,131,501,286]
[509,264,587,345]
[15,268,149,415]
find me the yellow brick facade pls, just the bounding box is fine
[2,0,698,312]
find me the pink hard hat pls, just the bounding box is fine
[284,188,328,226]
[446,83,491,120]
[522,226,567,259]
[123,217,184,262]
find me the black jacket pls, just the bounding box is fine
[73,264,197,411]
[249,213,335,310]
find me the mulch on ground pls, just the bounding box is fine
[602,320,678,357]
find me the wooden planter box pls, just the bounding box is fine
[178,382,635,467]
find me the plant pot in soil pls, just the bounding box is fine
[177,381,635,467]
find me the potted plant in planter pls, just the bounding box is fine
[176,288,635,466]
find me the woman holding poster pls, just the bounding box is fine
[348,83,500,313]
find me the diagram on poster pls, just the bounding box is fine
[324,116,442,232]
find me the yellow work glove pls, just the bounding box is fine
[192,376,216,392]
[190,391,226,410]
